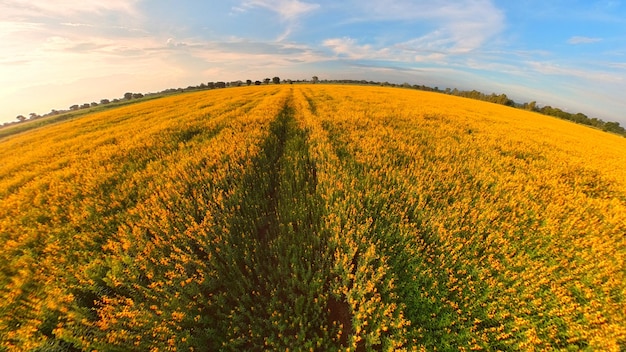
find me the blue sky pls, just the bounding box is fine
[1,0,626,125]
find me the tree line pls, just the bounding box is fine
[3,76,294,130]
[312,79,626,137]
[433,88,625,135]
[5,76,625,137]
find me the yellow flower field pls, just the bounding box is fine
[1,84,625,350]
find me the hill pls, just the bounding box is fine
[1,85,625,350]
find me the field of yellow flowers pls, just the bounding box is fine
[1,84,625,351]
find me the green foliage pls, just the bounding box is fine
[1,85,625,350]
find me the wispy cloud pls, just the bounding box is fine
[0,0,152,65]
[61,22,95,27]
[0,21,43,32]
[527,61,623,83]
[319,0,506,69]
[239,0,319,20]
[1,0,142,17]
[323,37,390,60]
[567,36,603,44]
[0,0,148,56]
[608,62,626,69]
[175,40,325,69]
[235,0,319,40]
[323,36,450,64]
[349,0,505,53]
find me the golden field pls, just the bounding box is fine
[0,85,625,351]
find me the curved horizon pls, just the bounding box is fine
[2,0,625,125]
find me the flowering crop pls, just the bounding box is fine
[1,85,625,350]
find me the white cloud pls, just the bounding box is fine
[166,38,188,48]
[0,0,148,59]
[61,22,94,27]
[43,36,73,50]
[236,0,319,40]
[608,62,626,69]
[0,0,142,17]
[527,61,623,83]
[320,0,505,65]
[181,40,325,70]
[357,0,500,22]
[323,37,375,59]
[351,0,505,53]
[239,0,319,20]
[567,36,603,44]
[0,21,44,33]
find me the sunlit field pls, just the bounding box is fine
[1,85,625,351]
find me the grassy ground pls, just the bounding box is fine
[1,85,625,350]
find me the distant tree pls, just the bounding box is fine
[91,102,98,107]
[124,92,133,100]
[207,82,215,89]
[272,76,280,84]
[255,80,262,85]
[263,78,270,85]
[16,114,26,122]
[490,93,513,106]
[312,76,319,84]
[603,121,625,134]
[215,82,226,88]
[573,113,589,124]
[29,112,39,119]
[539,105,552,115]
[100,99,110,105]
[132,93,144,99]
[70,104,79,111]
[502,94,514,106]
[81,103,90,109]
[526,101,537,111]
[246,79,252,86]
[590,118,604,128]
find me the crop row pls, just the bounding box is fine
[1,85,625,350]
